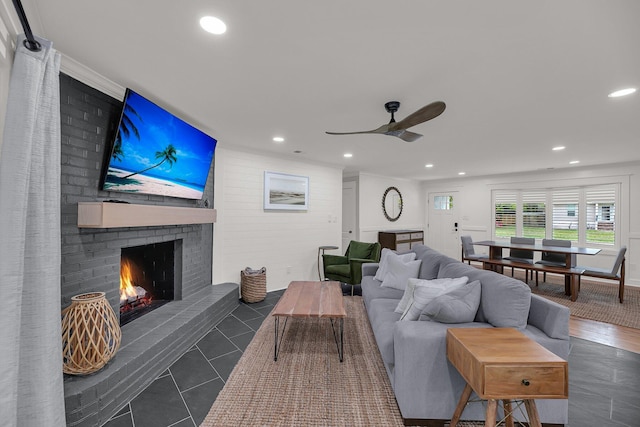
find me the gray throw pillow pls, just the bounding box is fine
[374,248,417,281]
[399,276,469,321]
[380,256,422,291]
[422,280,481,323]
[395,276,469,314]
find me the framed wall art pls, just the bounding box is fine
[264,171,309,211]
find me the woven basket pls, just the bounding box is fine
[241,267,267,303]
[61,292,122,375]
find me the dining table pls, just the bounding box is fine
[472,240,601,267]
[472,240,601,301]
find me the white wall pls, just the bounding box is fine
[213,147,343,291]
[356,172,425,243]
[422,162,640,286]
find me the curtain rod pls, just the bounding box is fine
[11,0,41,52]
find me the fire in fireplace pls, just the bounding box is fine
[119,241,177,326]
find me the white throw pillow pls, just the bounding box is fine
[380,256,422,291]
[374,248,417,282]
[395,276,468,314]
[399,276,469,321]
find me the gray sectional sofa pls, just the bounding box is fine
[361,244,569,426]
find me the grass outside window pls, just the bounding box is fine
[494,226,614,244]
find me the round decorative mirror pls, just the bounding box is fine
[382,186,403,222]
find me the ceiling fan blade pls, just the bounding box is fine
[389,101,446,131]
[386,130,423,142]
[326,124,389,136]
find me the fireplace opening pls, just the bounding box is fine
[120,241,177,326]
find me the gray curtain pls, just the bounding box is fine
[0,35,64,426]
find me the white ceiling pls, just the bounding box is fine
[23,0,640,180]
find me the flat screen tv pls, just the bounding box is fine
[101,89,216,200]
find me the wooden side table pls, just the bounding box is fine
[446,328,568,427]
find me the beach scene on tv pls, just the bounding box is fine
[103,90,216,200]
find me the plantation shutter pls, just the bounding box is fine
[552,188,579,241]
[494,191,517,238]
[522,190,546,239]
[585,185,617,245]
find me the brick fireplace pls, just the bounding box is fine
[59,74,238,426]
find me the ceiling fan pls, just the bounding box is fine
[326,100,446,142]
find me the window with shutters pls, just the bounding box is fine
[522,191,545,239]
[494,192,516,238]
[493,184,618,246]
[552,189,579,241]
[585,185,616,244]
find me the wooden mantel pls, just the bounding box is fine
[77,202,216,228]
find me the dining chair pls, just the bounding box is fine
[504,237,535,282]
[577,246,627,303]
[535,239,575,284]
[460,235,488,265]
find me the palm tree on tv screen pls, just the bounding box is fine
[123,144,178,179]
[112,104,142,161]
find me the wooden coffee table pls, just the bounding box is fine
[446,328,568,427]
[271,281,347,362]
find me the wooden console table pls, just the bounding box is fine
[447,328,568,427]
[378,230,423,251]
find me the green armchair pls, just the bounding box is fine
[322,240,382,295]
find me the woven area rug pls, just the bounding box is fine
[518,273,640,330]
[200,296,482,427]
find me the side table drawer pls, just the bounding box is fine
[484,365,568,398]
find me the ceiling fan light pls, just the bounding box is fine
[608,88,636,98]
[200,16,227,35]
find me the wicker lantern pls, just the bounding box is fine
[61,292,121,375]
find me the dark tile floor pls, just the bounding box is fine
[104,288,640,427]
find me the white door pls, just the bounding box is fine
[427,192,460,259]
[342,181,357,251]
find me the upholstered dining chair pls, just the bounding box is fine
[535,239,575,284]
[323,240,382,295]
[577,246,627,303]
[504,236,535,282]
[460,235,488,265]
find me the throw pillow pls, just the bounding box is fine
[380,256,422,291]
[394,276,469,314]
[374,248,417,282]
[422,280,481,323]
[400,276,469,321]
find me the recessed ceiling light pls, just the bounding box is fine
[608,88,637,98]
[552,146,565,151]
[569,160,580,164]
[458,172,466,176]
[343,153,353,158]
[425,164,434,168]
[272,136,284,142]
[200,16,227,35]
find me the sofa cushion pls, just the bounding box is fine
[400,277,469,321]
[367,299,402,366]
[325,264,349,277]
[437,262,531,329]
[395,276,469,314]
[361,276,404,308]
[422,280,481,323]
[375,249,417,281]
[381,256,422,291]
